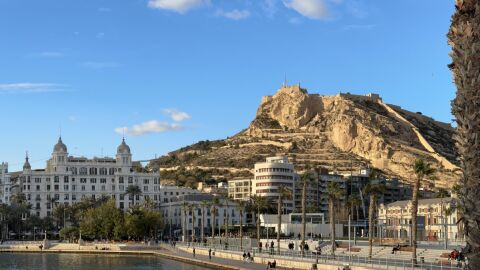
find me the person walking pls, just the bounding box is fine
[193,248,196,257]
[208,248,212,260]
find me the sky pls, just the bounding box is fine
[0,0,456,171]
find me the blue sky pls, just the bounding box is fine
[0,0,456,171]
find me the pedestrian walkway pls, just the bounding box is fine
[160,245,268,270]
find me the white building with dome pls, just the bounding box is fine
[19,137,160,218]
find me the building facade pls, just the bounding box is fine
[0,162,11,204]
[253,156,297,213]
[160,193,247,240]
[378,198,462,241]
[20,137,160,217]
[227,178,252,201]
[159,185,200,204]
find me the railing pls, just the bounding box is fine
[171,241,466,270]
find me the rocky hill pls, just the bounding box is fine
[150,84,459,189]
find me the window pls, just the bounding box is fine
[64,176,69,183]
[54,194,60,200]
[119,177,124,184]
[46,177,51,182]
[72,185,76,191]
[112,185,115,191]
[128,177,133,184]
[101,185,106,191]
[120,202,124,209]
[143,179,149,184]
[54,185,59,191]
[79,167,87,175]
[144,186,148,192]
[72,195,76,201]
[90,178,97,184]
[54,176,59,183]
[119,185,124,191]
[34,178,41,183]
[64,194,69,200]
[64,185,69,191]
[92,185,95,191]
[100,178,106,184]
[120,194,124,200]
[36,185,40,191]
[81,185,86,191]
[80,178,87,183]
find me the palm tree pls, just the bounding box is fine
[211,197,220,240]
[327,182,344,256]
[236,200,246,250]
[182,201,189,243]
[276,186,292,254]
[189,203,196,242]
[124,185,142,207]
[200,200,209,243]
[251,195,268,249]
[347,195,361,221]
[449,2,480,267]
[300,172,312,257]
[364,169,386,259]
[435,189,450,249]
[411,159,435,263]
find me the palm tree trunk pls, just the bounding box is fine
[411,177,420,264]
[277,196,282,254]
[201,207,205,243]
[192,206,196,242]
[368,195,375,259]
[211,207,216,240]
[329,198,336,256]
[240,209,243,250]
[449,1,480,267]
[183,209,187,243]
[256,206,261,248]
[301,181,306,257]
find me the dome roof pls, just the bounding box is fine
[117,138,131,154]
[53,137,68,153]
[23,153,31,170]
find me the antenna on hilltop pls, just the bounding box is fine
[283,73,288,87]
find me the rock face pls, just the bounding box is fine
[153,84,459,189]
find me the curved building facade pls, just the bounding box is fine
[253,156,297,213]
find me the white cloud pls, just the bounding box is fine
[148,0,210,14]
[27,51,64,58]
[162,109,191,122]
[216,9,251,20]
[115,120,183,136]
[81,62,121,69]
[283,0,329,20]
[98,7,112,12]
[0,83,65,93]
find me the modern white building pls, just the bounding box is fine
[253,156,297,213]
[227,178,252,201]
[0,162,11,204]
[20,137,161,217]
[259,213,343,238]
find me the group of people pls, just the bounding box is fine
[258,241,275,254]
[242,251,253,262]
[449,248,465,266]
[266,260,276,269]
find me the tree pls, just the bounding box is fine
[346,195,361,221]
[236,200,246,250]
[124,185,142,207]
[435,189,451,249]
[300,172,312,257]
[411,159,435,263]
[364,169,386,259]
[211,197,220,240]
[327,182,344,256]
[200,201,209,243]
[251,195,268,249]
[449,1,480,267]
[181,202,189,242]
[189,203,196,242]
[276,186,292,254]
